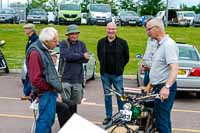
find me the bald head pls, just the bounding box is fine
[106,22,117,40]
[107,22,117,29]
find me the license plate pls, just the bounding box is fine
[33,21,40,24]
[97,20,105,22]
[129,21,136,24]
[178,69,186,75]
[120,110,132,121]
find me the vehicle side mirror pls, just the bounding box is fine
[135,54,143,59]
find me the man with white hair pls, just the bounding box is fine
[97,22,129,125]
[146,18,178,133]
[27,27,63,133]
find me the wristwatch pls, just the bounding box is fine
[165,84,171,89]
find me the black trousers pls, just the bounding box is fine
[56,102,72,128]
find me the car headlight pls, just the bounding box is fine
[123,103,132,110]
[91,13,96,18]
[6,16,12,19]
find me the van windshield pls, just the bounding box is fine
[183,13,195,17]
[60,4,80,11]
[90,5,111,12]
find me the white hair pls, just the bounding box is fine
[107,22,117,28]
[39,27,58,42]
[148,18,165,32]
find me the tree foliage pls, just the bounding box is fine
[120,0,137,12]
[180,3,200,13]
[140,0,164,16]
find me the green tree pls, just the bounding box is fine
[140,0,164,16]
[48,0,59,12]
[120,0,137,11]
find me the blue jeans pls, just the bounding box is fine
[35,91,57,133]
[101,73,124,118]
[143,70,150,86]
[153,82,177,133]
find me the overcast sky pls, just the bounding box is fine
[2,0,200,8]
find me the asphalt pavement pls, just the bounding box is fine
[0,73,200,133]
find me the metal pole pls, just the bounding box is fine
[165,0,168,27]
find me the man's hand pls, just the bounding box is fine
[83,52,90,60]
[160,87,170,101]
[57,94,62,103]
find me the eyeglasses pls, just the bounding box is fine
[146,26,157,31]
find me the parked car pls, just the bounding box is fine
[138,15,154,26]
[26,8,48,24]
[48,12,56,24]
[177,11,196,25]
[81,13,88,25]
[87,4,112,25]
[54,46,96,88]
[119,11,140,26]
[156,9,190,27]
[136,43,200,96]
[111,14,120,25]
[56,3,81,25]
[193,14,200,27]
[0,8,19,24]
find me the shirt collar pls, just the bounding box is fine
[41,41,49,50]
[158,34,169,46]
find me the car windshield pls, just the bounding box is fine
[0,9,15,14]
[120,11,137,16]
[183,12,195,17]
[29,10,46,15]
[178,46,200,61]
[90,5,111,12]
[60,4,80,11]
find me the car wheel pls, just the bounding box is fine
[196,92,200,98]
[82,67,87,88]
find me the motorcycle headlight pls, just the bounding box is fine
[123,103,132,110]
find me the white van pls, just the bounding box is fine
[87,4,112,25]
[177,11,196,25]
[156,9,190,26]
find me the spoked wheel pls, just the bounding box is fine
[0,54,9,73]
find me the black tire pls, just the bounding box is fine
[4,66,9,73]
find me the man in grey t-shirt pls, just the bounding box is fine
[146,18,178,133]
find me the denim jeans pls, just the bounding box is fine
[101,73,124,118]
[35,91,57,133]
[153,82,177,133]
[143,70,150,86]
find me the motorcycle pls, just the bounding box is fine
[105,88,159,133]
[0,40,9,73]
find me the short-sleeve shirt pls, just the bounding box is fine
[143,37,158,68]
[150,35,179,85]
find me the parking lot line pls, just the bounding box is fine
[1,96,200,114]
[0,113,200,132]
[0,113,33,119]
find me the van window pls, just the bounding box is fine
[90,5,111,12]
[183,13,195,17]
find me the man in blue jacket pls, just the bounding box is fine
[60,24,89,118]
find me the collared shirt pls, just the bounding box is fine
[150,35,179,85]
[143,38,158,68]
